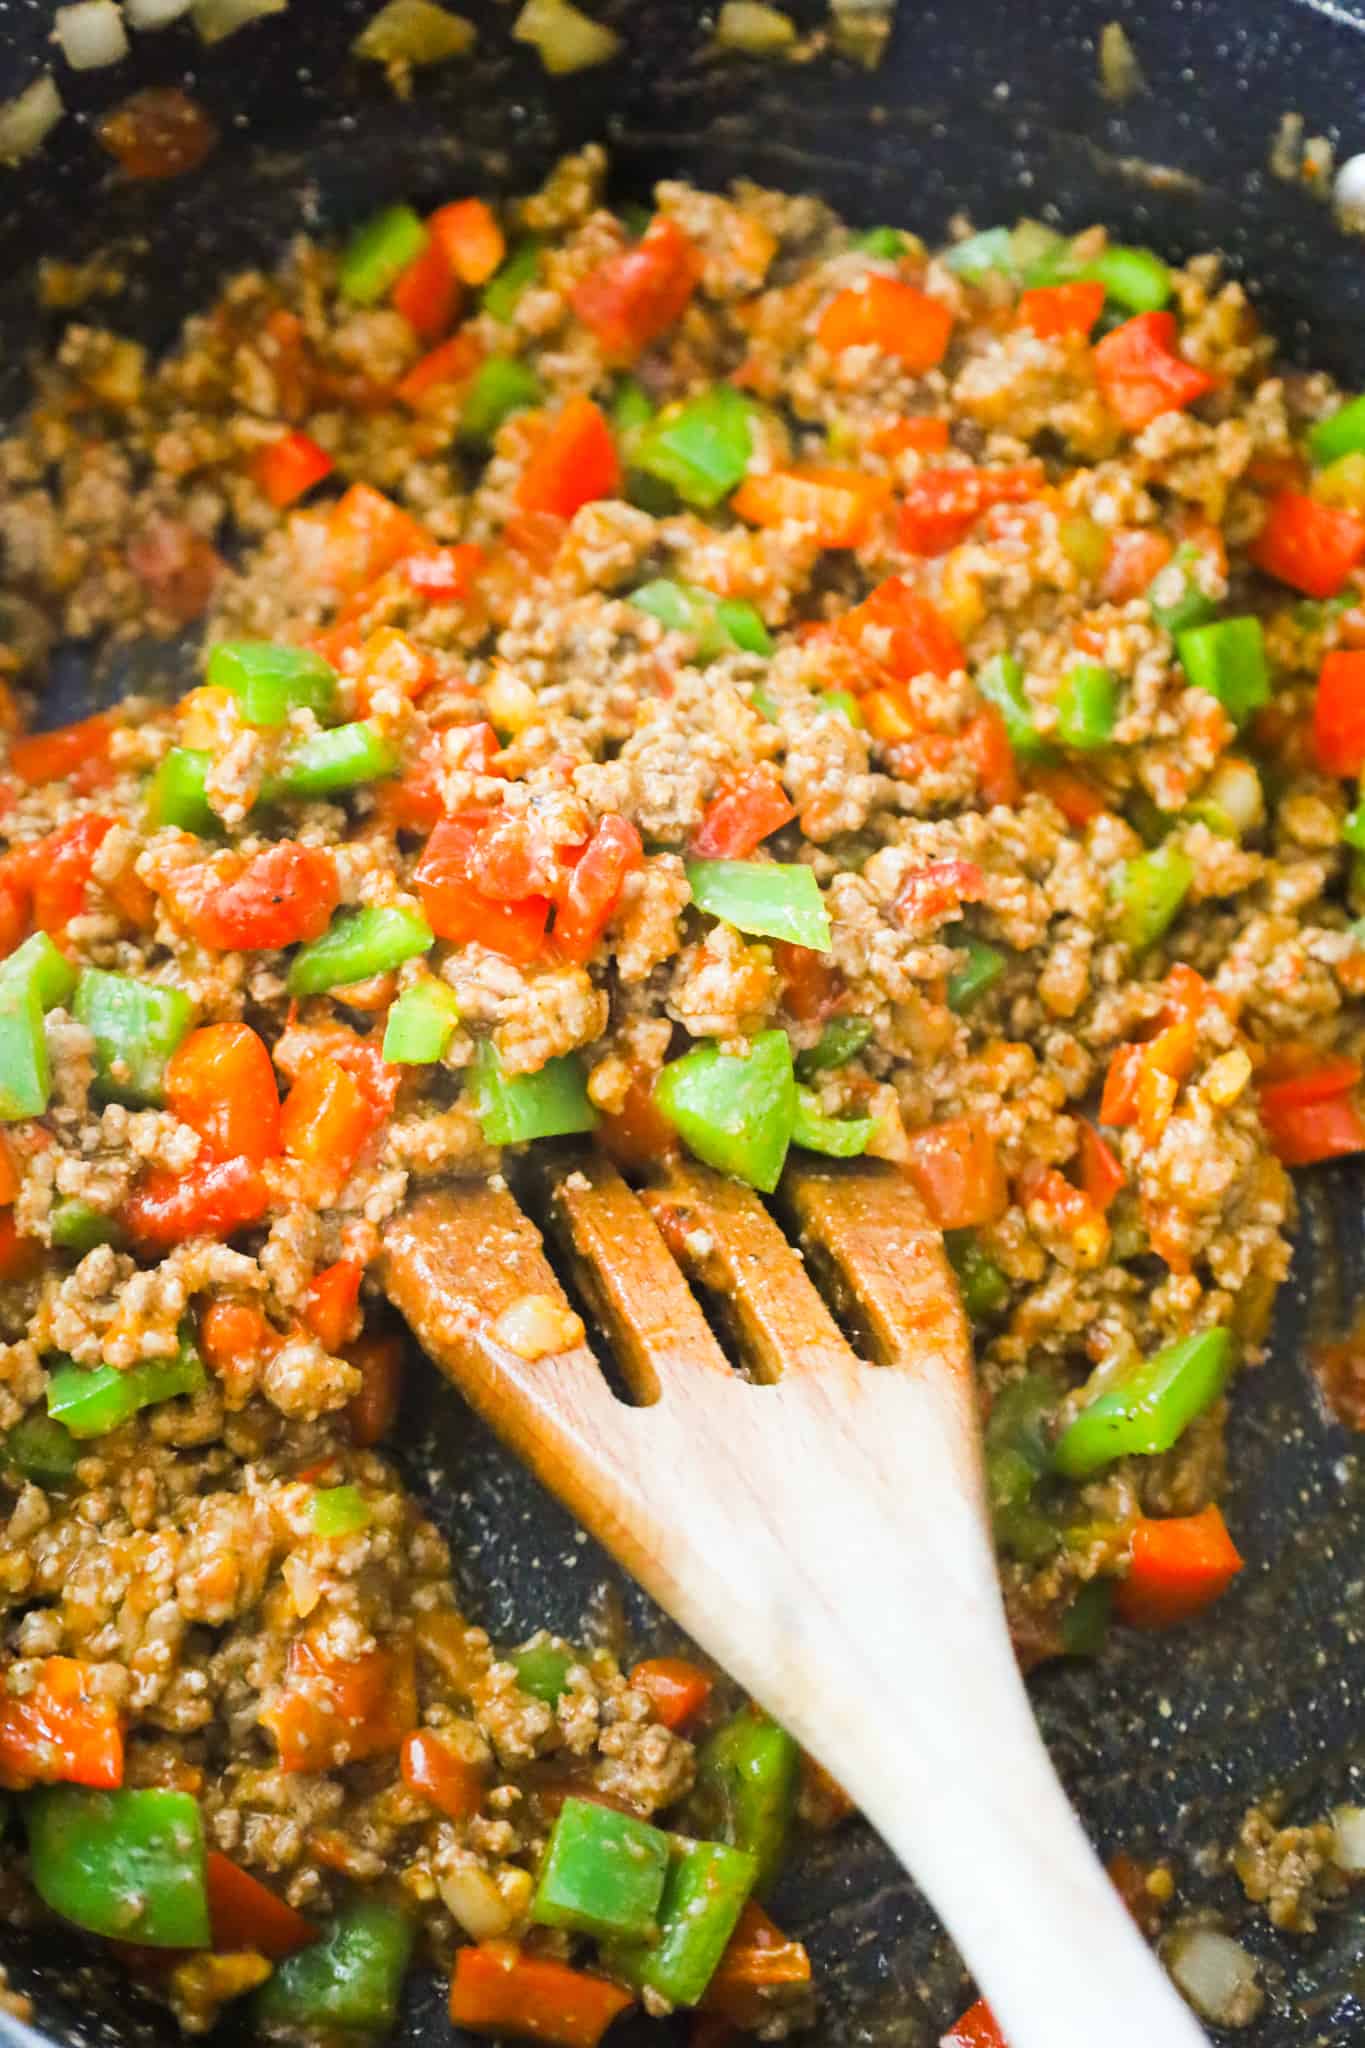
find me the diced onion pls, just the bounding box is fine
[1165,1927,1263,2028]
[512,0,621,74]
[714,1,796,54]
[55,0,130,68]
[190,0,286,44]
[353,0,475,65]
[0,73,65,164]
[124,0,193,28]
[1203,756,1265,837]
[1331,1803,1365,1872]
[439,1853,519,1939]
[1098,20,1145,102]
[491,1292,585,1361]
[1335,154,1365,232]
[828,0,894,70]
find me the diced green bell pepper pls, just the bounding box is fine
[481,238,542,324]
[1052,1327,1235,1479]
[690,1706,797,1895]
[264,722,399,803]
[25,1786,210,1948]
[635,388,757,509]
[631,581,772,661]
[1056,663,1119,750]
[943,226,1014,279]
[73,970,194,1109]
[605,1837,758,2008]
[822,688,863,726]
[612,375,655,448]
[1078,244,1171,313]
[944,1228,1009,1320]
[1009,218,1065,280]
[206,641,338,727]
[1109,842,1194,954]
[532,1796,671,1942]
[795,1017,872,1079]
[686,860,830,951]
[716,599,773,657]
[653,1031,797,1194]
[310,1485,372,1537]
[854,226,908,260]
[147,747,216,835]
[47,1330,206,1440]
[254,1898,414,2032]
[1060,1578,1113,1657]
[512,1641,576,1704]
[287,905,434,996]
[460,356,543,444]
[975,653,1044,757]
[49,1197,124,1255]
[1308,393,1365,469]
[3,1412,79,1489]
[792,1087,873,1157]
[985,1372,1062,1563]
[470,1041,598,1145]
[338,205,428,306]
[946,932,1006,1012]
[1344,804,1365,851]
[1,931,79,1011]
[0,977,48,1123]
[382,979,459,1064]
[1148,543,1219,635]
[1176,616,1270,723]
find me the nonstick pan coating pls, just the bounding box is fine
[3,3,1365,2041]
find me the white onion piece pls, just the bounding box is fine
[124,0,193,28]
[714,2,796,54]
[1165,1927,1263,2028]
[190,0,286,44]
[1331,1803,1365,1872]
[353,0,475,66]
[0,74,65,163]
[512,0,621,74]
[55,0,130,68]
[1204,755,1265,837]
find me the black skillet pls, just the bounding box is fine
[4,1,1365,2040]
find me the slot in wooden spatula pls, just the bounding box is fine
[383,1152,1207,2048]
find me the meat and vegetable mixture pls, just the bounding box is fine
[4,140,1365,2044]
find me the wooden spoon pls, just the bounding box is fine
[383,1151,1208,2048]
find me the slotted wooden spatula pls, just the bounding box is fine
[383,1152,1208,2048]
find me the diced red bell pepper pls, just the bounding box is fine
[897,464,1042,557]
[839,576,965,682]
[10,713,114,789]
[1114,1504,1244,1629]
[199,1300,277,1380]
[732,467,892,549]
[1076,1120,1124,1211]
[251,430,334,509]
[429,198,506,286]
[415,814,552,964]
[941,1999,1007,2048]
[902,1116,1007,1229]
[396,329,484,409]
[449,1942,633,2048]
[28,815,114,933]
[281,1058,382,1181]
[554,814,643,965]
[1313,648,1365,776]
[403,543,486,602]
[392,234,462,341]
[304,1258,365,1353]
[772,940,842,1025]
[1092,312,1218,432]
[629,1657,713,1731]
[895,858,986,928]
[701,1902,811,2027]
[0,1136,19,1209]
[205,1852,316,1959]
[572,215,701,360]
[1016,280,1106,338]
[320,484,430,595]
[401,1729,486,1821]
[1249,490,1365,599]
[817,277,954,372]
[870,415,951,457]
[0,1657,124,1792]
[165,1023,281,1166]
[960,706,1021,807]
[1027,763,1107,827]
[124,1156,270,1250]
[0,1212,42,1282]
[692,768,796,859]
[595,1075,680,1175]
[261,1633,417,1773]
[348,1330,405,1447]
[1100,525,1173,603]
[1258,1064,1365,1166]
[515,396,620,521]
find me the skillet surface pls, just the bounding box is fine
[4,2,1365,2040]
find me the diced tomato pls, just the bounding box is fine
[571,216,701,360]
[1114,1505,1244,1629]
[941,1999,1007,2048]
[251,430,333,509]
[772,940,842,1025]
[396,329,484,409]
[401,1730,486,1821]
[1249,490,1365,599]
[960,706,1021,808]
[1313,648,1365,776]
[732,467,892,549]
[1076,1120,1124,1211]
[595,1075,679,1175]
[870,416,951,457]
[304,1258,365,1353]
[554,815,643,965]
[124,1156,270,1250]
[403,543,486,602]
[127,516,224,624]
[165,1023,282,1166]
[0,1657,124,1792]
[96,85,218,181]
[839,576,965,682]
[897,464,1042,557]
[392,234,462,341]
[348,1330,405,1447]
[895,858,986,929]
[429,198,506,286]
[817,277,954,372]
[320,484,430,595]
[1100,525,1173,603]
[382,738,447,832]
[1100,1044,1144,1128]
[1027,763,1107,827]
[629,1657,713,1731]
[515,397,620,521]
[155,841,340,952]
[1092,311,1219,432]
[10,713,114,789]
[902,1116,1007,1229]
[206,1853,316,1959]
[261,1633,417,1773]
[352,626,438,710]
[281,1059,382,1181]
[701,1902,811,2027]
[0,867,28,954]
[28,815,113,933]
[415,814,552,964]
[1016,280,1106,338]
[692,768,796,859]
[449,1942,633,2048]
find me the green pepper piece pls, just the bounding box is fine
[714,599,773,657]
[653,1032,797,1194]
[985,1373,1061,1563]
[1053,1328,1235,1479]
[338,205,428,306]
[944,1228,1009,1320]
[47,1333,206,1440]
[795,1017,873,1079]
[1,931,79,1012]
[821,688,864,726]
[1126,789,1174,848]
[460,356,544,444]
[690,1706,797,1895]
[632,580,732,661]
[1060,1579,1113,1657]
[147,747,216,835]
[265,722,400,803]
[605,1836,758,2008]
[943,226,1014,279]
[0,977,48,1123]
[686,860,830,951]
[1056,663,1119,750]
[1078,245,1171,313]
[1176,616,1270,723]
[1009,218,1064,281]
[73,970,194,1109]
[1109,842,1194,954]
[532,1796,671,1942]
[206,641,338,727]
[481,238,543,324]
[49,1198,124,1254]
[254,1898,414,2032]
[512,1641,576,1704]
[791,1087,873,1158]
[975,653,1044,758]
[287,905,434,996]
[469,1041,598,1145]
[636,388,756,509]
[946,933,1006,1012]
[311,1485,372,1537]
[1344,805,1365,851]
[25,1786,210,1948]
[612,375,655,450]
[1308,393,1365,469]
[382,979,459,1064]
[854,226,908,259]
[4,1412,79,1489]
[1147,543,1219,635]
